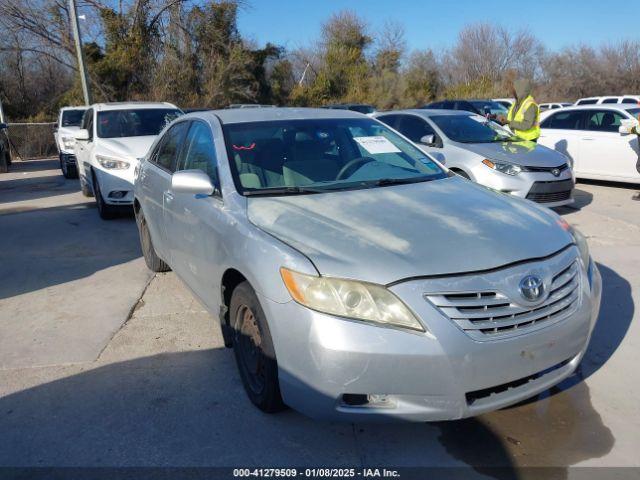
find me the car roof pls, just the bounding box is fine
[60,106,88,111]
[91,101,179,112]
[549,104,640,112]
[377,109,474,117]
[196,107,367,125]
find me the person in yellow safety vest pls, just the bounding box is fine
[505,78,541,142]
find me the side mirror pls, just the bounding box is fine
[420,134,436,146]
[172,169,215,196]
[74,129,90,141]
[0,123,7,130]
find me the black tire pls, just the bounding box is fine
[0,151,8,173]
[60,154,79,179]
[80,177,94,197]
[135,208,170,272]
[231,281,285,413]
[92,172,118,220]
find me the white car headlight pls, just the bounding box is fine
[482,159,522,176]
[61,136,75,150]
[280,268,424,332]
[568,224,590,268]
[96,155,130,170]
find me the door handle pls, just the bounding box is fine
[582,137,595,141]
[163,191,174,202]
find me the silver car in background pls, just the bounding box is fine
[376,110,575,207]
[134,108,601,421]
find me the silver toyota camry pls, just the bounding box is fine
[375,109,575,208]
[133,108,601,421]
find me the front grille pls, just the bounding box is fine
[425,261,580,340]
[526,190,572,203]
[522,163,569,173]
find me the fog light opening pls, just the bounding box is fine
[108,190,127,199]
[341,393,395,408]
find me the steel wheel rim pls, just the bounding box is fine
[236,304,266,395]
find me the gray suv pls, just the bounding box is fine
[133,108,602,421]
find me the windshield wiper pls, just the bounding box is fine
[365,177,431,187]
[244,186,328,196]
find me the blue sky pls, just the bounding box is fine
[237,0,636,52]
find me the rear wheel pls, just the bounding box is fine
[231,281,285,413]
[135,208,170,272]
[92,172,118,220]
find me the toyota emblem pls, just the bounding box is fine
[551,168,560,177]
[519,275,544,302]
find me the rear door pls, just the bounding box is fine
[579,109,639,180]
[164,119,225,304]
[538,109,586,172]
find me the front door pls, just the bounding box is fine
[163,119,226,307]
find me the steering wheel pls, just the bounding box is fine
[336,157,376,180]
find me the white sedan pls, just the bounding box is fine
[539,104,640,184]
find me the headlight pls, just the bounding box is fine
[280,268,424,332]
[568,224,590,268]
[482,159,522,176]
[61,136,75,150]
[96,155,130,170]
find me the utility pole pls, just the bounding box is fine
[69,0,92,105]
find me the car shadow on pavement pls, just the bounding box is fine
[0,201,139,300]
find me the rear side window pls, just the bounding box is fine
[601,98,619,104]
[541,111,585,130]
[153,122,189,172]
[585,110,626,132]
[576,99,598,105]
[622,97,639,104]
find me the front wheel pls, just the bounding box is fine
[0,151,8,173]
[92,172,118,220]
[231,281,285,413]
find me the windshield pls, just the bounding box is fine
[430,114,519,143]
[470,101,508,116]
[626,108,640,118]
[97,109,182,138]
[224,118,447,195]
[61,109,86,127]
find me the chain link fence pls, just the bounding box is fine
[6,123,57,160]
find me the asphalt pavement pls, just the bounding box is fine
[0,159,638,478]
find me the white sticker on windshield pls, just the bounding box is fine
[354,136,401,154]
[469,115,488,123]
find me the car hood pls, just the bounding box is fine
[98,136,156,160]
[458,141,566,167]
[247,177,573,285]
[57,126,81,135]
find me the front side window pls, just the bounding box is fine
[601,98,619,104]
[61,109,86,127]
[622,98,639,104]
[397,115,436,143]
[223,118,446,195]
[154,122,189,172]
[376,115,400,129]
[97,108,182,139]
[577,99,598,105]
[429,114,517,143]
[179,121,219,185]
[586,110,626,132]
[541,111,585,130]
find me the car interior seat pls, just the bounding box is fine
[283,132,340,185]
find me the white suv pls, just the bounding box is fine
[54,106,87,178]
[74,102,182,219]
